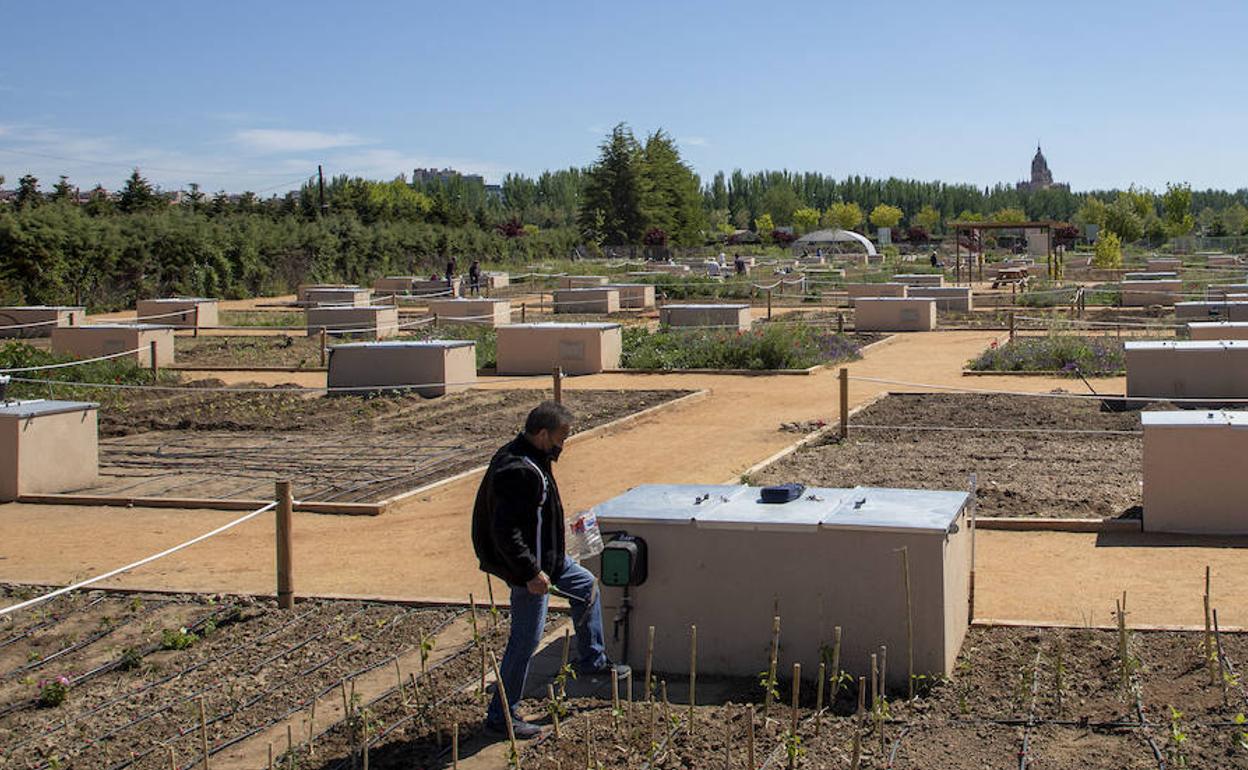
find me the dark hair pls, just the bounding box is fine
[524,401,573,434]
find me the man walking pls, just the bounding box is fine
[472,401,628,737]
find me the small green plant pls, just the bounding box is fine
[782,730,806,765]
[419,632,435,676]
[757,669,780,703]
[26,650,42,663]
[160,627,199,651]
[1231,713,1248,752]
[118,647,143,671]
[1167,705,1187,768]
[129,597,144,612]
[38,675,70,708]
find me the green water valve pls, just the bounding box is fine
[600,534,647,587]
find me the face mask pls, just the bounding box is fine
[547,443,563,462]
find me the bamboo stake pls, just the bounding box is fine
[308,697,317,756]
[559,629,571,699]
[689,624,698,736]
[287,724,294,770]
[723,710,731,770]
[870,653,878,709]
[547,684,561,739]
[831,626,843,701]
[746,705,756,770]
[765,615,781,718]
[452,722,459,769]
[815,662,826,736]
[851,679,865,770]
[489,652,521,770]
[583,713,592,770]
[879,645,887,702]
[788,663,801,770]
[486,576,499,630]
[1205,566,1216,685]
[198,696,210,770]
[857,675,866,714]
[268,743,273,770]
[626,670,633,719]
[1215,609,1229,707]
[645,625,656,703]
[611,668,621,735]
[661,680,670,731]
[900,546,915,699]
[168,745,176,770]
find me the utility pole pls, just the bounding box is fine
[317,164,327,217]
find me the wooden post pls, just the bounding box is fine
[552,365,563,404]
[644,625,655,703]
[521,302,527,324]
[764,615,780,718]
[767,289,773,320]
[193,305,200,338]
[839,367,849,440]
[276,481,294,609]
[788,662,801,770]
[319,327,327,367]
[1205,566,1216,684]
[1009,311,1016,342]
[815,661,826,736]
[199,696,210,769]
[150,340,159,383]
[688,624,697,736]
[489,653,521,769]
[432,312,439,328]
[837,311,844,334]
[452,722,459,769]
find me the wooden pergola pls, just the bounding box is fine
[947,220,1062,284]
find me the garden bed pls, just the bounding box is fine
[70,386,691,505]
[755,393,1153,519]
[967,334,1129,376]
[0,587,519,770]
[622,325,878,371]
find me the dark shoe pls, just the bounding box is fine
[484,717,545,740]
[577,660,632,680]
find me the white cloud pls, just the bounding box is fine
[679,136,708,147]
[234,129,368,153]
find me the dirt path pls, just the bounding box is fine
[7,329,1237,632]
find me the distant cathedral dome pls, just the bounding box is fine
[1017,144,1068,192]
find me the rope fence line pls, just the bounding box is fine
[849,424,1143,436]
[9,373,540,395]
[0,345,148,374]
[846,373,1248,404]
[0,501,278,618]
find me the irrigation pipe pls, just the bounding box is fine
[0,501,277,618]
[0,594,109,648]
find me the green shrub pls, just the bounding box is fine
[968,334,1124,376]
[622,324,862,371]
[0,342,174,401]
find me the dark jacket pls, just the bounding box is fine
[472,433,567,586]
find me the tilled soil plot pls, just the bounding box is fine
[0,586,513,770]
[512,625,1248,770]
[758,393,1158,519]
[82,386,689,503]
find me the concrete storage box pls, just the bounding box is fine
[604,284,656,309]
[1125,340,1248,399]
[484,272,510,290]
[1142,411,1248,534]
[846,282,908,305]
[304,287,372,307]
[0,306,85,338]
[892,273,945,288]
[1121,280,1181,306]
[297,284,354,302]
[593,484,972,688]
[372,276,419,294]
[0,400,99,501]
[659,304,751,331]
[1123,272,1177,281]
[305,306,400,339]
[1188,322,1248,341]
[855,297,937,331]
[136,298,219,329]
[558,275,609,290]
[1174,302,1248,322]
[908,287,973,312]
[495,322,622,375]
[1206,284,1248,300]
[1147,258,1182,272]
[51,324,175,366]
[426,298,512,326]
[553,288,620,314]
[410,279,459,298]
[327,340,475,397]
[647,263,692,274]
[1207,256,1240,268]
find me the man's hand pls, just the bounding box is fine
[526,571,551,596]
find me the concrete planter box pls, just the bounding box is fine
[1205,284,1248,300]
[603,284,657,309]
[907,287,973,312]
[373,276,420,294]
[1142,411,1248,534]
[484,272,510,290]
[1146,258,1182,272]
[0,306,85,339]
[1125,340,1248,399]
[0,400,98,501]
[305,306,400,339]
[558,275,609,290]
[553,288,620,314]
[593,484,971,689]
[297,284,355,302]
[1207,256,1241,269]
[496,322,622,375]
[136,298,219,329]
[51,324,175,367]
[892,273,945,288]
[659,304,751,331]
[1188,322,1248,341]
[647,263,692,274]
[327,340,475,397]
[846,283,908,306]
[304,287,373,307]
[1174,301,1248,322]
[1120,280,1181,306]
[410,279,459,298]
[854,297,937,331]
[1123,272,1177,282]
[426,298,511,326]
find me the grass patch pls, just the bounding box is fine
[0,342,177,400]
[968,334,1125,376]
[621,324,863,370]
[219,310,303,328]
[1017,282,1121,308]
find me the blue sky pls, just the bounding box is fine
[2,1,1246,194]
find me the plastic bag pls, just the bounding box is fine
[566,508,604,562]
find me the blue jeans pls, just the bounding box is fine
[486,556,607,725]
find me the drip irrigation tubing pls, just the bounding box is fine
[1017,648,1044,770]
[0,594,109,650]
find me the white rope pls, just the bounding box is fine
[1013,315,1178,330]
[0,345,147,373]
[850,423,1142,436]
[847,373,1248,404]
[0,501,277,618]
[10,373,538,394]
